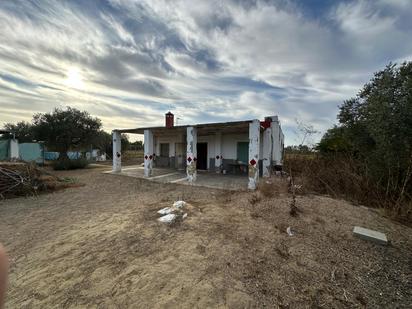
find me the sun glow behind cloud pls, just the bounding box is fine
[65,67,84,90]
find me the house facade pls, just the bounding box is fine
[112,113,284,190]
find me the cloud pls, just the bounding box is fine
[0,0,411,145]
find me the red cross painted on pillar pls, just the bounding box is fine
[149,155,153,160]
[187,157,192,163]
[249,159,256,166]
[144,155,148,160]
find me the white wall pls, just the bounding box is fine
[222,133,249,160]
[155,132,253,169]
[271,121,284,165]
[156,135,183,157]
[9,139,19,160]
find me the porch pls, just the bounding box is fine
[110,115,284,191]
[104,165,248,190]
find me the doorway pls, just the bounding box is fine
[197,142,208,170]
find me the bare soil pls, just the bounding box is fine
[0,167,411,308]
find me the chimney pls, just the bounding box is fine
[165,111,174,128]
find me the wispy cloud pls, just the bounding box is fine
[0,0,411,144]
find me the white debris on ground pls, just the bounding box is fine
[157,207,173,215]
[158,213,177,223]
[157,200,188,223]
[173,200,186,208]
[286,226,294,236]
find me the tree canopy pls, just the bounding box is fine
[33,107,102,158]
[2,121,35,142]
[318,62,412,206]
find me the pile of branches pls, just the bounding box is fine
[0,162,61,199]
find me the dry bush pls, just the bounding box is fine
[258,181,276,198]
[284,153,412,223]
[258,177,288,198]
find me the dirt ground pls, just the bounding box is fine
[0,167,411,308]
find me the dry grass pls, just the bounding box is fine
[284,154,412,224]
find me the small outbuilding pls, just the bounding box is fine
[112,113,284,190]
[0,129,19,161]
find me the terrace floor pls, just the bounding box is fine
[104,165,248,190]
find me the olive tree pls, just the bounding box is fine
[33,107,102,160]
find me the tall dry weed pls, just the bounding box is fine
[284,153,411,224]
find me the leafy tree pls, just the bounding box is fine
[121,133,130,151]
[33,107,102,160]
[93,131,112,155]
[319,62,412,214]
[3,121,35,142]
[285,145,313,154]
[316,126,352,153]
[338,62,412,186]
[129,140,143,151]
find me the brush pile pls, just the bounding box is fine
[0,162,76,198]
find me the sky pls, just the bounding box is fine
[1,0,412,145]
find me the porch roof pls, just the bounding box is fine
[116,120,255,136]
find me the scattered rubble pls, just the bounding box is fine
[157,200,188,223]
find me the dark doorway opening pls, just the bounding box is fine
[197,143,208,170]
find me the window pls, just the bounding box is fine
[160,143,169,157]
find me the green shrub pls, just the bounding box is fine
[52,158,89,170]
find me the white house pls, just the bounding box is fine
[112,113,284,190]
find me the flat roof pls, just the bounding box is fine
[0,129,11,134]
[116,120,255,135]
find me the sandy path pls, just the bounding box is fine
[0,167,411,308]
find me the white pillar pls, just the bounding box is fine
[248,119,260,190]
[262,127,272,177]
[214,132,222,173]
[271,119,282,166]
[144,130,154,177]
[112,131,121,172]
[9,139,19,160]
[186,126,197,183]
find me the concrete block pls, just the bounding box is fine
[353,226,388,245]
